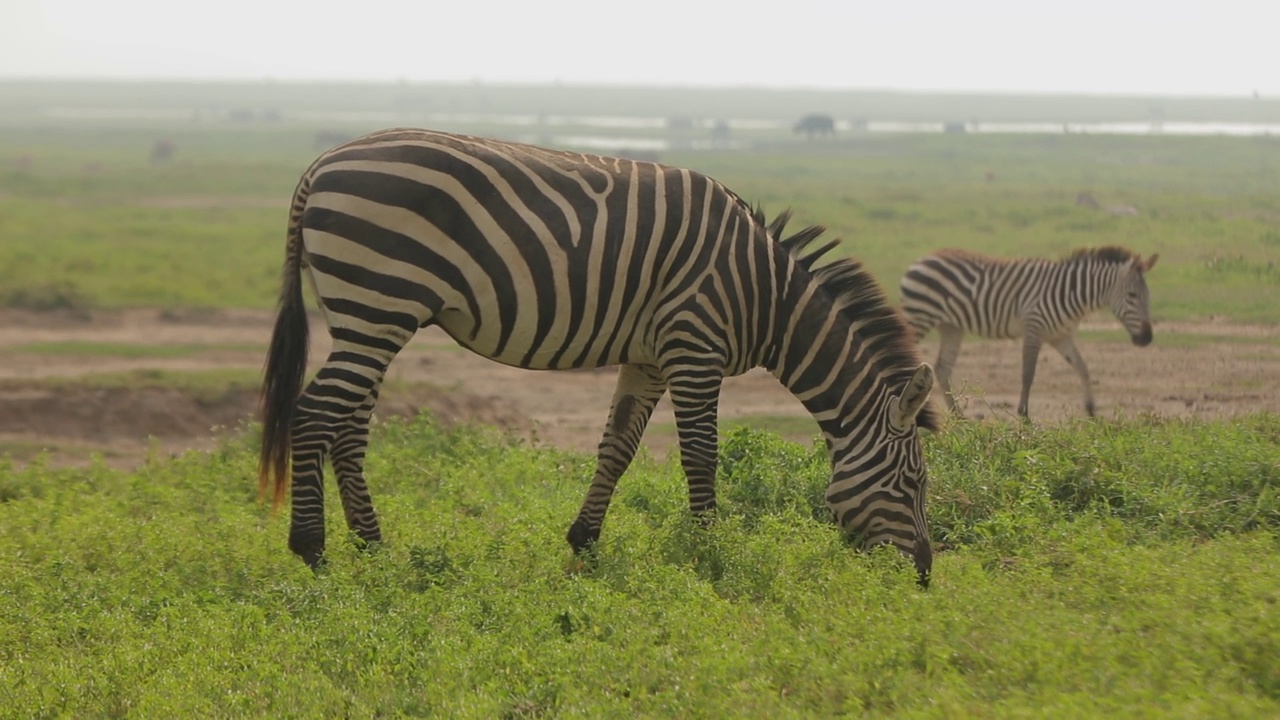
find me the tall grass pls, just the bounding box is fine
[1,416,1277,717]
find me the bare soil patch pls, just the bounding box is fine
[0,308,1276,468]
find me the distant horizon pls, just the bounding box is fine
[0,75,1272,101]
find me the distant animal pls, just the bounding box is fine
[1076,191,1139,216]
[150,140,176,164]
[793,113,835,139]
[900,246,1158,418]
[259,128,942,585]
[710,119,732,147]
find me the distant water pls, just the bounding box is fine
[38,107,1280,154]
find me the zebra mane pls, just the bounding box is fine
[762,208,943,432]
[1063,245,1142,266]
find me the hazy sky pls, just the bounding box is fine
[2,0,1275,95]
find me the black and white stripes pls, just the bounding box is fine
[899,246,1158,418]
[260,128,942,584]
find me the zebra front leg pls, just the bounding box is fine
[933,324,965,416]
[1049,335,1096,417]
[1017,333,1045,419]
[667,370,725,524]
[567,364,666,553]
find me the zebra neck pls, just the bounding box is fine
[764,284,886,440]
[1052,259,1121,311]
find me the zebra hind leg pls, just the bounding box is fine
[331,391,387,553]
[567,364,666,553]
[288,341,402,568]
[288,373,339,569]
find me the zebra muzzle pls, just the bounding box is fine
[916,535,936,586]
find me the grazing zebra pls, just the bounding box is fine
[260,128,942,584]
[899,246,1158,419]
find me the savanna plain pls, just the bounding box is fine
[1,83,1279,717]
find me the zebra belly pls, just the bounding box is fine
[435,309,643,371]
[980,318,1023,340]
[944,301,1023,340]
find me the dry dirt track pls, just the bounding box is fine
[0,308,1277,468]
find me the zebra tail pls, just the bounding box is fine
[258,191,311,510]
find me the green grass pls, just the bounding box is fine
[1,415,1278,717]
[649,414,821,444]
[0,198,283,310]
[0,439,119,464]
[2,123,1278,321]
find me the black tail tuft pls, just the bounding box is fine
[258,229,310,510]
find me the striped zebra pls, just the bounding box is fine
[259,128,943,584]
[899,246,1158,419]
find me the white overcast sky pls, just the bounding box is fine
[1,0,1275,95]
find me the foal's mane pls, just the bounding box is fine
[1062,245,1142,266]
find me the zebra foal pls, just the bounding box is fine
[900,246,1158,419]
[260,128,942,584]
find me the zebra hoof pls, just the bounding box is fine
[917,569,931,590]
[566,518,600,554]
[289,534,326,570]
[352,537,384,556]
[692,503,718,529]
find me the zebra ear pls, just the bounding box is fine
[890,363,935,430]
[1142,254,1159,272]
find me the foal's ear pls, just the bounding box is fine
[890,363,935,431]
[1141,254,1159,272]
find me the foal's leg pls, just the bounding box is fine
[1016,330,1045,419]
[932,324,965,415]
[1049,334,1096,417]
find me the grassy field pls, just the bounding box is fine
[1,84,1278,716]
[1,416,1277,717]
[2,122,1278,321]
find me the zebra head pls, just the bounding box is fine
[827,363,938,588]
[1108,253,1159,346]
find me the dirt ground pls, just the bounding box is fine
[0,308,1277,468]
